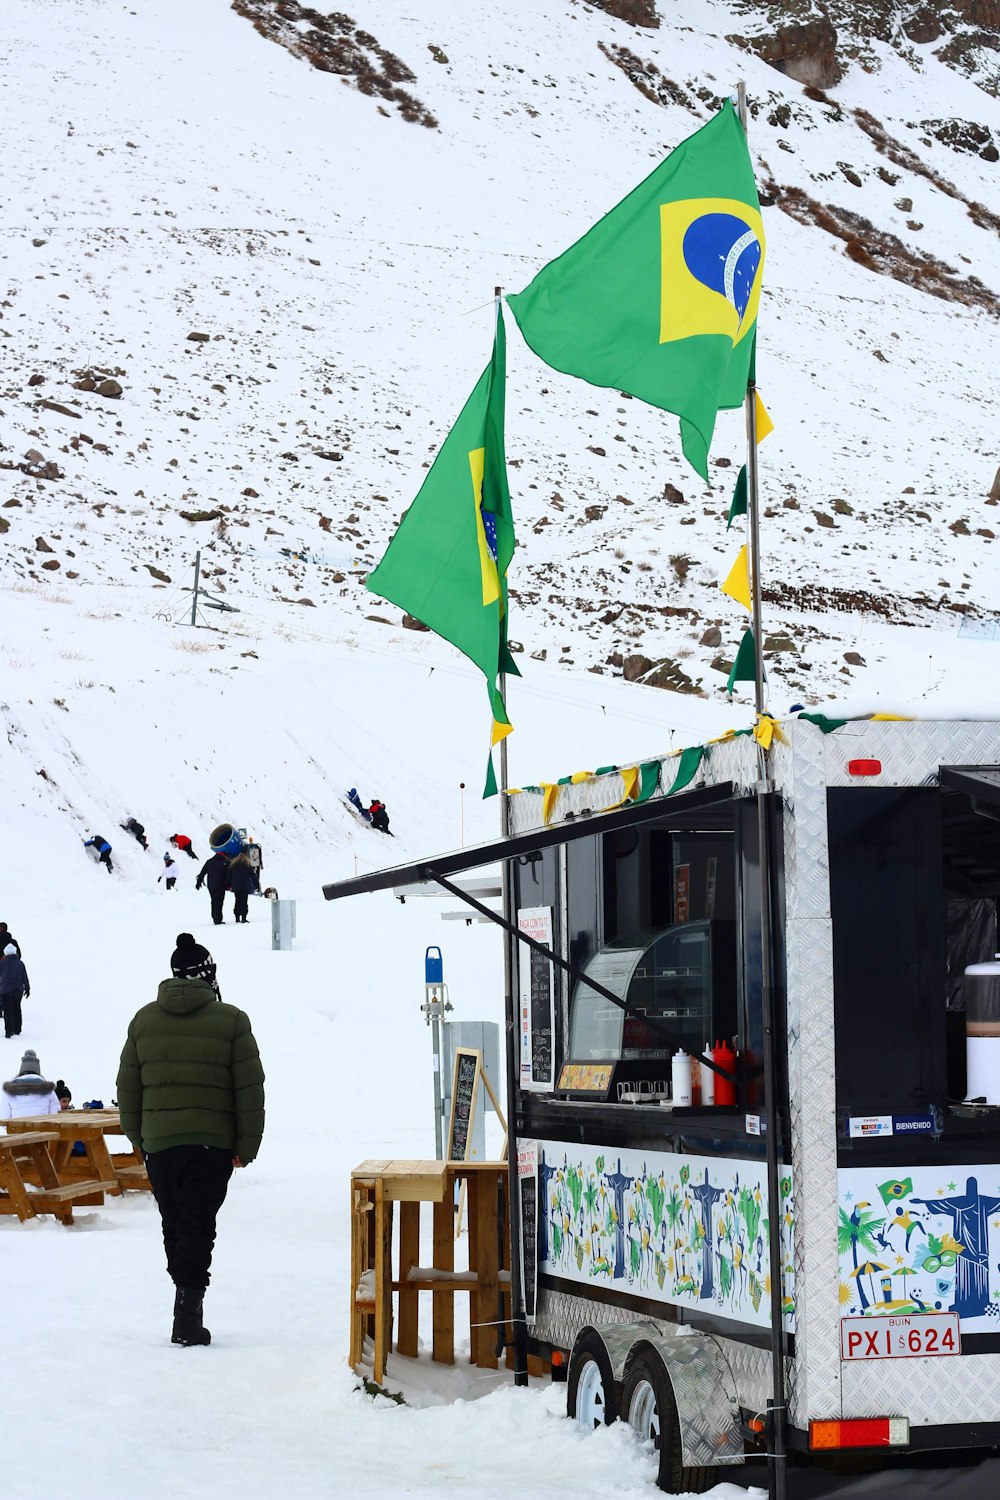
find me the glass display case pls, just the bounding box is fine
[568,919,736,1064]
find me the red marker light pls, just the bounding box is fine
[848,759,881,777]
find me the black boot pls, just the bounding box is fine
[172,1286,211,1346]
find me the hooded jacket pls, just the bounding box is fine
[2,1073,60,1119]
[0,953,30,997]
[116,978,264,1161]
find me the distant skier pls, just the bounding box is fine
[347,788,371,822]
[159,853,178,891]
[169,834,199,861]
[226,852,256,925]
[368,799,391,835]
[0,945,30,1039]
[83,833,114,874]
[196,851,230,925]
[122,817,149,850]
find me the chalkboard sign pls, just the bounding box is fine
[517,1142,538,1324]
[446,1047,482,1163]
[518,907,554,1091]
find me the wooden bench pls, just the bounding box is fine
[0,1133,115,1225]
[3,1110,151,1194]
[350,1160,511,1387]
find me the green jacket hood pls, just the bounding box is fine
[156,976,218,1015]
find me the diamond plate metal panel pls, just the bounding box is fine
[841,1349,1000,1425]
[822,720,1000,787]
[782,722,843,1427]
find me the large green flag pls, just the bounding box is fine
[507,101,765,481]
[366,311,518,743]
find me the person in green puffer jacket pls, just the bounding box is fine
[117,945,265,1348]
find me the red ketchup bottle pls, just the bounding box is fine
[712,1038,737,1106]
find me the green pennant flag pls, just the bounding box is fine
[727,464,748,529]
[665,744,705,795]
[726,628,757,696]
[367,311,519,744]
[507,102,765,481]
[483,749,499,800]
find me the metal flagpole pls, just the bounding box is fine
[494,284,530,1387]
[190,549,202,627]
[736,80,787,1500]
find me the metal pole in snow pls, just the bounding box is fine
[190,549,202,627]
[495,284,529,1387]
[737,79,787,1500]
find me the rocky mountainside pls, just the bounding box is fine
[1,0,998,721]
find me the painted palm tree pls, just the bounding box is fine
[837,1202,884,1272]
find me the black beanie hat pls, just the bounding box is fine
[171,934,210,979]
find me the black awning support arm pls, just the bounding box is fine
[430,871,738,1085]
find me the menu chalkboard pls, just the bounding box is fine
[518,907,555,1092]
[517,1143,538,1324]
[446,1048,482,1163]
[529,947,553,1083]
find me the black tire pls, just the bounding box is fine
[566,1329,620,1428]
[621,1347,712,1494]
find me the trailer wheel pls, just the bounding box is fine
[567,1330,619,1429]
[622,1348,711,1494]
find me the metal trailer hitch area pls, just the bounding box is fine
[565,1322,744,1494]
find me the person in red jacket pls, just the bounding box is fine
[169,834,199,860]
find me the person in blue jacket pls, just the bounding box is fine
[83,833,114,873]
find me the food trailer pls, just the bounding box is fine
[325,715,1000,1492]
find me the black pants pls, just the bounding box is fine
[0,988,23,1037]
[145,1145,234,1289]
[182,847,198,860]
[209,888,225,924]
[100,850,113,873]
[233,891,249,922]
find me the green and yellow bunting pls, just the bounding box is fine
[727,465,748,529]
[726,628,758,696]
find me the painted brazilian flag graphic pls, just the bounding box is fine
[507,101,765,480]
[366,312,518,743]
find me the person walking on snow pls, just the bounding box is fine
[226,851,256,924]
[169,834,199,861]
[83,833,114,873]
[159,853,178,891]
[2,1050,60,1118]
[0,923,21,958]
[195,851,229,925]
[116,945,265,1347]
[0,945,30,1039]
[122,818,149,850]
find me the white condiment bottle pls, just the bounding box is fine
[701,1048,715,1106]
[671,1049,692,1107]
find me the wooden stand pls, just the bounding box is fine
[349,1160,511,1387]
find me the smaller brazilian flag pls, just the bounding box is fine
[367,310,518,743]
[507,101,765,481]
[878,1177,913,1206]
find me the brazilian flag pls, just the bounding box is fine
[878,1177,914,1206]
[366,310,518,744]
[507,101,765,481]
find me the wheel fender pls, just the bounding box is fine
[622,1331,744,1469]
[569,1322,650,1388]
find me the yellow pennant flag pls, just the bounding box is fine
[754,390,773,443]
[721,544,752,610]
[541,783,560,824]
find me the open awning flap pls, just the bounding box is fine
[322,779,735,901]
[940,766,1000,808]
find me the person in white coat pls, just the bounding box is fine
[2,1049,61,1118]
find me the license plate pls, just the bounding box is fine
[841,1313,961,1361]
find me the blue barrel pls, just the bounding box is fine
[209,822,245,857]
[425,946,443,985]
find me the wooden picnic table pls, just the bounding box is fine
[2,1109,150,1196]
[0,1131,116,1225]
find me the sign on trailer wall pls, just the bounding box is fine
[517,907,554,1091]
[518,1140,538,1325]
